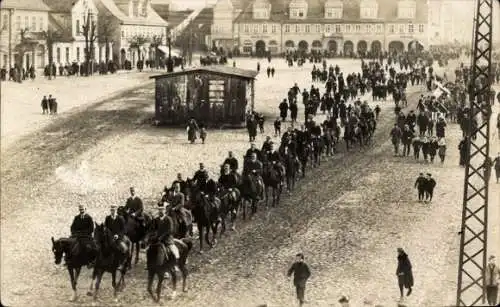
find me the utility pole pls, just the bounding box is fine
[455,0,494,305]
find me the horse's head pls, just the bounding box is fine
[51,237,66,265]
[93,223,112,252]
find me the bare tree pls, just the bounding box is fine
[128,34,149,62]
[42,29,62,80]
[150,34,163,69]
[82,10,97,76]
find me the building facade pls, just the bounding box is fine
[0,0,51,70]
[233,0,428,56]
[210,0,243,50]
[95,0,168,67]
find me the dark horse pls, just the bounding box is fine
[214,183,241,232]
[189,179,222,251]
[51,236,93,302]
[87,223,132,303]
[146,237,193,302]
[262,160,284,207]
[117,206,152,265]
[239,172,264,220]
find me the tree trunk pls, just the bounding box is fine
[47,40,53,80]
[105,38,110,62]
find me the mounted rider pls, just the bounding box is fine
[124,187,145,226]
[265,142,286,178]
[169,182,190,234]
[70,204,98,267]
[104,204,128,257]
[218,163,239,190]
[222,151,239,172]
[193,163,209,193]
[151,205,180,268]
[243,152,265,199]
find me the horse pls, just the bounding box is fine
[214,183,241,232]
[117,206,152,265]
[87,223,132,303]
[188,180,222,250]
[239,172,263,220]
[310,136,325,166]
[51,236,94,302]
[297,143,311,178]
[146,237,193,303]
[262,160,284,207]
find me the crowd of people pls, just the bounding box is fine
[52,47,500,305]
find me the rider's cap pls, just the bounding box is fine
[78,204,85,209]
[110,204,117,209]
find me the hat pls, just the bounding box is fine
[110,204,117,209]
[489,255,496,260]
[78,204,85,209]
[157,204,166,209]
[338,295,350,303]
[427,173,432,176]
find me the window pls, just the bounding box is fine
[408,23,414,33]
[335,24,341,33]
[284,24,290,32]
[399,24,405,33]
[76,47,80,62]
[389,24,395,33]
[56,47,61,63]
[15,16,20,30]
[305,25,310,33]
[2,14,7,30]
[298,11,304,17]
[262,24,267,33]
[243,46,252,53]
[65,47,69,63]
[76,20,80,35]
[325,24,331,33]
[121,30,125,38]
[355,24,361,32]
[315,24,321,32]
[376,24,383,33]
[271,24,276,33]
[253,24,258,33]
[346,25,351,32]
[24,16,29,30]
[419,24,425,33]
[39,17,44,31]
[243,24,248,33]
[295,24,299,32]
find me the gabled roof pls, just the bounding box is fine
[1,0,51,11]
[152,6,194,28]
[48,14,75,42]
[235,0,427,23]
[42,0,77,13]
[150,66,258,80]
[96,0,168,26]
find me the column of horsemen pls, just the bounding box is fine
[55,53,466,301]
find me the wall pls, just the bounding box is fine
[211,0,233,40]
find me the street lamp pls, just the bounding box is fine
[167,29,173,72]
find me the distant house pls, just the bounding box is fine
[43,0,113,66]
[0,0,51,70]
[210,0,244,51]
[178,7,214,52]
[94,0,168,67]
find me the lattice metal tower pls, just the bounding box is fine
[456,0,495,305]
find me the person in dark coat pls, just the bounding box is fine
[396,247,414,300]
[290,102,298,123]
[424,173,437,202]
[414,173,426,201]
[223,151,239,172]
[274,117,282,137]
[104,205,127,255]
[41,96,48,114]
[458,137,469,166]
[428,137,439,163]
[125,187,144,216]
[287,253,311,307]
[390,124,402,156]
[48,94,54,114]
[70,204,98,266]
[279,99,289,121]
[151,205,179,269]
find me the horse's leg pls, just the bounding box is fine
[211,221,218,247]
[197,223,204,252]
[111,270,119,302]
[147,270,156,301]
[134,242,140,265]
[170,268,178,299]
[68,268,78,302]
[242,199,247,220]
[92,271,103,303]
[156,273,164,303]
[87,268,97,296]
[180,263,189,292]
[204,225,211,248]
[264,186,269,208]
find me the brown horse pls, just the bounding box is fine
[262,161,284,207]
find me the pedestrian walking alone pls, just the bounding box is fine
[483,156,493,183]
[438,137,446,163]
[485,255,500,306]
[287,253,311,306]
[396,247,414,301]
[493,152,500,183]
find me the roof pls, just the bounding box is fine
[152,6,194,28]
[48,14,75,42]
[42,0,76,13]
[96,0,168,26]
[1,0,51,11]
[235,0,427,23]
[150,66,258,80]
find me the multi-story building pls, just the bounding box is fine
[210,0,244,50]
[0,0,51,70]
[94,0,168,67]
[43,0,113,66]
[233,0,428,56]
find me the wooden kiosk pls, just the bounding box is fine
[150,66,258,127]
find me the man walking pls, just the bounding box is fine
[485,255,500,306]
[390,124,403,156]
[287,253,311,306]
[396,247,414,302]
[414,173,426,202]
[424,173,436,202]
